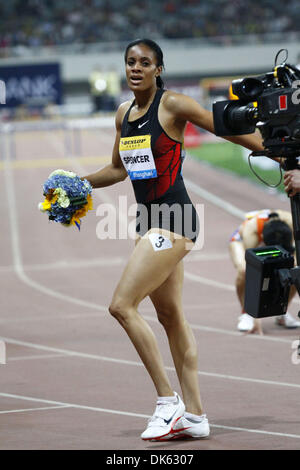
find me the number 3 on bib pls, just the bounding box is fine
[148,233,173,252]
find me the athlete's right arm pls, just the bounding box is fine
[82,103,130,189]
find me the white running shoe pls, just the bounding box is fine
[141,392,185,441]
[237,313,254,332]
[166,413,210,440]
[275,312,300,329]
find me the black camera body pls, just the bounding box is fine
[212,52,300,341]
[244,246,294,318]
[213,57,300,158]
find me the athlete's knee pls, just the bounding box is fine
[108,298,129,322]
[108,297,135,327]
[236,266,246,285]
[156,304,182,330]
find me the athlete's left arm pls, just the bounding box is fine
[164,92,264,153]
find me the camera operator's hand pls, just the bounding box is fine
[284,170,300,197]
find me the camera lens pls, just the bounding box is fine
[225,102,257,133]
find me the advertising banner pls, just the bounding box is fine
[0,62,62,108]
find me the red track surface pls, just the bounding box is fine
[0,125,299,450]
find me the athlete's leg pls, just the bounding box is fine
[229,241,263,335]
[229,240,246,307]
[109,229,193,397]
[149,261,203,415]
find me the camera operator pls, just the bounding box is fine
[229,209,300,334]
[284,170,300,197]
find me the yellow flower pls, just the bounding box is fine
[69,194,93,226]
[40,193,58,211]
[41,199,52,211]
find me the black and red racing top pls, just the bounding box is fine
[119,88,186,204]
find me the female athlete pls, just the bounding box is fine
[83,38,264,441]
[229,209,299,334]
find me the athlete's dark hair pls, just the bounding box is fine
[262,219,294,253]
[124,38,165,89]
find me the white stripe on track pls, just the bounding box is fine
[3,135,300,443]
[0,252,229,274]
[8,353,70,362]
[3,135,299,369]
[0,391,300,440]
[143,315,294,345]
[1,335,299,389]
[184,270,235,291]
[0,392,149,419]
[4,131,297,343]
[0,405,71,415]
[209,423,300,440]
[185,177,245,220]
[3,136,106,313]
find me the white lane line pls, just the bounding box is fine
[141,302,238,311]
[0,392,149,419]
[0,304,237,326]
[0,252,229,274]
[0,405,71,415]
[184,270,235,291]
[187,252,230,261]
[3,135,107,313]
[8,353,70,362]
[0,311,105,325]
[0,257,124,274]
[3,134,298,375]
[184,176,299,308]
[185,177,245,220]
[1,335,299,389]
[0,391,300,440]
[0,310,294,345]
[209,423,300,440]
[5,130,296,342]
[143,315,294,345]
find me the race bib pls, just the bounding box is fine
[119,135,157,180]
[148,233,173,252]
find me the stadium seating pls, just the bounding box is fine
[0,0,299,54]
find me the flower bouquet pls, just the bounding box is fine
[39,169,93,230]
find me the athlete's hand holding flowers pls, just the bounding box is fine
[39,169,93,229]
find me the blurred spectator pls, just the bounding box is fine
[105,67,121,111]
[89,65,121,112]
[0,0,299,51]
[88,65,107,113]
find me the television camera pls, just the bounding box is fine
[213,50,300,352]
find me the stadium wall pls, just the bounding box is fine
[1,41,299,81]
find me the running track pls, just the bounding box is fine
[0,122,299,450]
